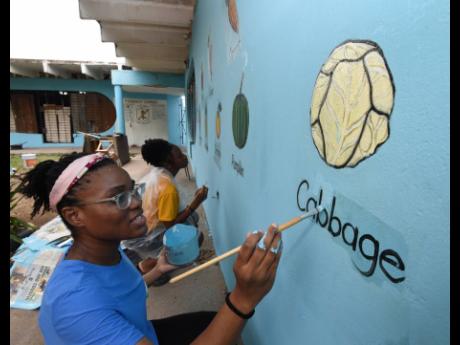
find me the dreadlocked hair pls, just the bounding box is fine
[19,152,115,219]
[141,138,173,167]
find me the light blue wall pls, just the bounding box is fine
[187,1,449,344]
[10,78,184,149]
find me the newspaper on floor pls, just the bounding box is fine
[10,246,66,310]
[10,216,72,310]
[21,216,71,251]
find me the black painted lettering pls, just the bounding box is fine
[318,188,323,208]
[356,234,379,277]
[342,223,358,251]
[306,198,318,222]
[327,197,341,237]
[295,179,406,285]
[306,197,318,212]
[296,180,310,212]
[316,189,329,227]
[379,249,405,284]
[317,208,328,227]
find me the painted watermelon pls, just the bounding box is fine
[232,94,249,149]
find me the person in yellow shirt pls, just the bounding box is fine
[123,139,208,284]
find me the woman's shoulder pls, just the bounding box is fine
[45,261,91,293]
[141,168,175,190]
[44,260,111,302]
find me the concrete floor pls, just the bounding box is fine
[10,152,239,344]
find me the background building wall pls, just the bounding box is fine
[10,78,184,149]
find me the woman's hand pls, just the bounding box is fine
[230,224,282,313]
[190,186,208,209]
[156,249,178,274]
[189,225,282,345]
[142,249,178,286]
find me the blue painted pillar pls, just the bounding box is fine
[114,85,125,134]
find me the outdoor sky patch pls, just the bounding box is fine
[310,40,395,168]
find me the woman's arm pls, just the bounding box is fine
[162,186,208,229]
[161,205,194,229]
[191,225,282,345]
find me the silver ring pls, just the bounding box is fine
[270,240,283,254]
[257,232,267,250]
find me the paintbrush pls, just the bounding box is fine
[169,206,323,284]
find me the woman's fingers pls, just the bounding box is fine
[249,224,279,266]
[197,187,208,202]
[268,255,281,282]
[259,232,282,272]
[233,225,283,307]
[268,243,282,273]
[237,231,263,263]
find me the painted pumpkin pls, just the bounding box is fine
[232,94,249,149]
[228,0,239,33]
[310,40,395,168]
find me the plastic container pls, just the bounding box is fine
[163,224,200,266]
[21,154,38,168]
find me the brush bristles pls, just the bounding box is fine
[300,206,323,219]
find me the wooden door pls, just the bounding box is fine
[10,94,38,133]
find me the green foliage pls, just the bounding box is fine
[10,173,37,245]
[10,153,63,173]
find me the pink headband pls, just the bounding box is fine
[49,153,108,211]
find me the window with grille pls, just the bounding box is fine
[43,104,72,143]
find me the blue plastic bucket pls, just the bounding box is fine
[163,224,200,266]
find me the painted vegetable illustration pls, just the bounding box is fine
[232,74,249,149]
[228,0,239,33]
[310,40,395,168]
[216,102,222,139]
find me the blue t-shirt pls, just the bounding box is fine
[39,249,159,345]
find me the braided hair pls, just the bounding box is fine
[141,139,174,167]
[19,152,115,229]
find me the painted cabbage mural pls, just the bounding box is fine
[310,40,395,168]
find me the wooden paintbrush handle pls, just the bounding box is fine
[169,216,304,284]
[169,246,241,283]
[277,217,302,232]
